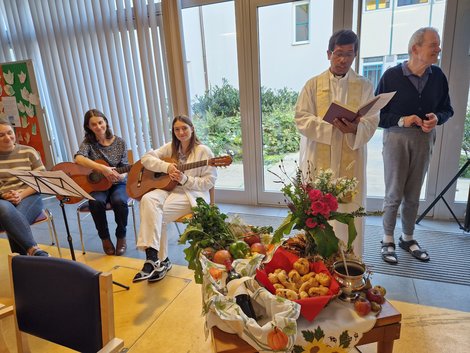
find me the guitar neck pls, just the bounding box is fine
[178,160,209,171]
[115,165,132,174]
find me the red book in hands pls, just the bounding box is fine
[322,91,396,124]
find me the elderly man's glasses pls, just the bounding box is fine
[330,50,356,59]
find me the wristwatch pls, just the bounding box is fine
[398,117,405,128]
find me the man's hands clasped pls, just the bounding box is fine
[401,113,438,133]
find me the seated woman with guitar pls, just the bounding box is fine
[132,115,217,282]
[0,118,49,256]
[74,109,129,256]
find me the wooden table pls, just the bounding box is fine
[211,300,401,353]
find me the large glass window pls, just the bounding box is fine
[181,1,242,191]
[360,0,447,210]
[257,1,333,197]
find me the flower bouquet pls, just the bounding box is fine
[271,165,367,260]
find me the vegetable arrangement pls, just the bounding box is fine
[178,197,273,283]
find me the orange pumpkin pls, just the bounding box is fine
[267,326,288,350]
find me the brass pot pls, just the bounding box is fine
[332,260,366,302]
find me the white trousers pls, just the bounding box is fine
[136,186,192,261]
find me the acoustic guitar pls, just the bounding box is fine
[51,160,132,204]
[126,155,232,200]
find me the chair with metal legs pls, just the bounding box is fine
[76,198,138,254]
[76,150,138,254]
[0,208,61,257]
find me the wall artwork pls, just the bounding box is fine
[0,60,51,167]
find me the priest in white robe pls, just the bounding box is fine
[295,30,379,257]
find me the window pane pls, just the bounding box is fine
[258,1,333,192]
[360,0,447,198]
[397,0,429,7]
[365,0,390,11]
[455,92,470,202]
[181,2,243,191]
[295,4,309,42]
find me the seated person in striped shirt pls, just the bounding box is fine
[0,117,49,256]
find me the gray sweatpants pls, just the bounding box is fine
[382,127,436,236]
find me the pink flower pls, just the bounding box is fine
[308,189,322,202]
[305,218,318,229]
[310,200,326,215]
[323,193,338,212]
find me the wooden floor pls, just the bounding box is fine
[1,239,470,353]
[0,239,211,353]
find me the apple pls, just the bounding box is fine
[366,288,385,304]
[250,242,267,255]
[354,297,372,317]
[201,247,215,261]
[373,285,387,297]
[213,250,233,265]
[243,232,261,246]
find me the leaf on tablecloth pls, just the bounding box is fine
[314,326,325,341]
[339,330,353,348]
[302,329,315,342]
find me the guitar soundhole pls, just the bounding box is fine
[154,172,164,178]
[89,172,103,183]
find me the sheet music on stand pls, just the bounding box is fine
[5,169,94,201]
[6,169,130,290]
[6,169,93,262]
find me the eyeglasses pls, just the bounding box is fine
[330,50,356,59]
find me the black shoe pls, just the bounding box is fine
[133,260,163,282]
[161,257,172,272]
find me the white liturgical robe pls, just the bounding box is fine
[295,68,379,256]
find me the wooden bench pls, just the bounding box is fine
[211,300,401,353]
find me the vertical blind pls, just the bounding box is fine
[0,0,171,162]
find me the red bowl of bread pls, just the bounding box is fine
[256,247,340,321]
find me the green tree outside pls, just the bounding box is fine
[191,79,300,165]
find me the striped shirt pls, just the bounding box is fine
[0,144,45,193]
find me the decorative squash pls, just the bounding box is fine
[267,326,288,350]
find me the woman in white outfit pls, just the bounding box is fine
[133,115,217,282]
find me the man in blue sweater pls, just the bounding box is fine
[376,27,453,264]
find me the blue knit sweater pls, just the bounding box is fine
[375,63,453,128]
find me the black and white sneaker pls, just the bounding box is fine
[161,257,172,272]
[148,261,168,282]
[133,260,164,283]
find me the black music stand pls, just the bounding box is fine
[416,159,470,232]
[6,169,130,290]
